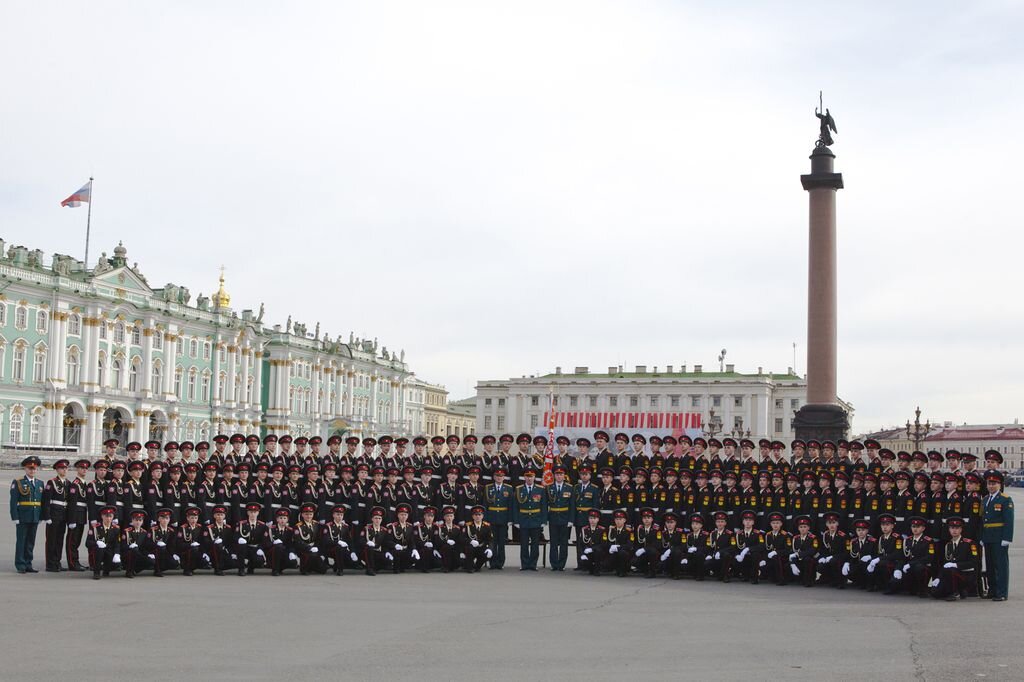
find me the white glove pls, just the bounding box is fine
[928,578,940,588]
[350,552,358,562]
[824,555,832,562]
[705,554,714,561]
[580,554,589,561]
[609,545,619,554]
[583,547,593,554]
[13,520,18,525]
[273,539,283,545]
[366,540,376,548]
[1002,540,1011,547]
[867,559,878,573]
[157,541,166,547]
[385,552,394,560]
[231,554,237,560]
[818,557,828,565]
[424,542,433,549]
[113,553,121,563]
[894,569,903,580]
[943,562,957,569]
[470,540,479,548]
[148,554,156,560]
[681,558,688,565]
[688,546,697,554]
[129,543,138,549]
[288,552,298,561]
[214,538,223,545]
[485,549,493,558]
[860,555,872,563]
[46,519,52,525]
[902,563,910,573]
[789,552,797,561]
[433,550,441,559]
[459,553,465,559]
[190,542,200,548]
[791,564,800,576]
[661,549,670,561]
[173,554,180,562]
[842,562,850,576]
[340,541,348,548]
[411,549,420,560]
[257,549,265,558]
[310,547,319,553]
[69,524,77,529]
[238,538,247,545]
[767,550,777,559]
[394,544,404,551]
[714,551,721,560]
[759,560,766,567]
[203,554,211,562]
[96,540,107,549]
[567,522,573,527]
[446,539,455,546]
[513,523,519,528]
[635,548,645,557]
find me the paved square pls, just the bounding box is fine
[2,473,1019,681]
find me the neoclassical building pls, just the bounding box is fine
[0,239,412,455]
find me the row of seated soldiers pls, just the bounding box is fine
[85,501,494,579]
[577,508,982,601]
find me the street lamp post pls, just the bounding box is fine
[703,409,723,440]
[906,406,930,452]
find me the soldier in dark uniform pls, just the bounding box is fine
[413,506,440,573]
[151,508,179,576]
[546,466,575,571]
[762,512,792,586]
[788,516,819,587]
[867,513,903,592]
[930,517,979,600]
[733,510,765,584]
[845,519,874,589]
[145,462,167,525]
[981,470,1014,601]
[319,505,354,575]
[41,459,70,572]
[176,506,210,576]
[86,506,122,579]
[457,466,485,525]
[577,509,606,576]
[164,464,185,525]
[604,510,634,577]
[236,502,269,575]
[656,511,686,579]
[682,513,709,580]
[513,469,547,571]
[816,511,849,588]
[886,516,935,596]
[11,456,45,574]
[705,511,737,582]
[382,503,415,573]
[597,467,620,529]
[206,505,238,576]
[265,507,298,576]
[105,461,128,527]
[462,505,493,572]
[121,510,154,578]
[572,465,598,568]
[435,505,463,573]
[484,467,513,569]
[293,503,327,575]
[65,459,91,571]
[632,508,660,578]
[124,460,147,525]
[434,466,460,518]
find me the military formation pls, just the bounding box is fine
[9,431,1014,601]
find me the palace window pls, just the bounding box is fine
[129,358,140,392]
[485,398,492,406]
[649,396,658,408]
[187,369,197,402]
[97,352,106,387]
[629,396,638,407]
[203,342,211,361]
[691,396,700,408]
[498,398,505,407]
[174,367,183,398]
[484,416,492,430]
[9,410,23,443]
[189,339,198,358]
[712,395,721,407]
[775,399,783,409]
[201,372,210,402]
[670,395,680,407]
[775,418,783,433]
[33,345,46,382]
[36,310,48,333]
[151,362,162,394]
[114,323,125,344]
[131,326,141,345]
[609,396,618,407]
[112,358,123,389]
[530,396,539,407]
[570,395,578,407]
[13,343,26,381]
[66,347,81,385]
[734,396,743,408]
[153,332,162,351]
[99,323,107,340]
[68,314,81,336]
[15,305,28,330]
[30,411,42,444]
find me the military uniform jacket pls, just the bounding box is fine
[941,537,979,571]
[176,522,206,553]
[634,523,660,551]
[484,483,513,525]
[708,528,737,555]
[292,522,319,554]
[513,484,548,528]
[819,530,847,560]
[546,482,575,525]
[660,527,686,550]
[902,534,935,567]
[572,482,598,525]
[846,534,874,561]
[384,522,415,551]
[685,530,709,559]
[151,524,176,550]
[265,524,296,552]
[205,522,235,551]
[598,485,622,517]
[433,522,462,551]
[125,479,146,517]
[764,530,791,555]
[457,482,485,521]
[605,525,634,554]
[791,533,819,560]
[579,524,607,550]
[463,521,493,549]
[981,492,1014,544]
[66,477,90,524]
[10,475,44,523]
[318,520,349,549]
[86,523,120,550]
[412,521,435,550]
[735,529,765,556]
[41,476,69,522]
[237,519,268,548]
[121,526,152,554]
[876,533,904,562]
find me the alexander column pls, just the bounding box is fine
[793,101,849,441]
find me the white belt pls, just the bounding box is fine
[50,500,67,506]
[77,502,88,507]
[895,517,905,521]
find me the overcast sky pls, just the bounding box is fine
[2,2,1022,432]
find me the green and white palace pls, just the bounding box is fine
[0,240,411,457]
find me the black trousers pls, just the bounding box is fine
[65,522,86,569]
[45,521,67,570]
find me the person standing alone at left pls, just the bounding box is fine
[10,456,44,573]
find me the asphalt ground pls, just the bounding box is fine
[1,472,1020,681]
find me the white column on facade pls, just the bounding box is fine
[162,333,175,395]
[311,361,321,416]
[345,368,355,417]
[253,351,263,416]
[369,372,378,426]
[226,343,237,407]
[141,325,154,398]
[83,317,98,388]
[211,338,222,405]
[239,346,251,409]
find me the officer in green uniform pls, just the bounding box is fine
[981,470,1014,601]
[10,456,45,573]
[484,467,513,569]
[546,466,576,571]
[513,469,547,571]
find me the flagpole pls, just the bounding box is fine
[83,177,94,269]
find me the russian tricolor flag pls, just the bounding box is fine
[61,180,92,207]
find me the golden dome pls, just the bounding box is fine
[212,266,231,308]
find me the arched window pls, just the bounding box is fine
[9,409,24,443]
[114,322,125,343]
[303,388,311,414]
[97,351,106,387]
[217,371,227,402]
[68,314,81,336]
[112,358,123,389]
[187,369,197,402]
[128,358,140,392]
[151,361,162,395]
[12,342,27,381]
[36,310,48,333]
[203,342,211,361]
[131,326,141,345]
[152,332,163,351]
[174,367,183,398]
[33,344,46,382]
[189,339,198,358]
[201,371,211,402]
[0,304,6,325]
[99,321,107,340]
[15,305,27,330]
[30,410,42,444]
[66,347,81,385]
